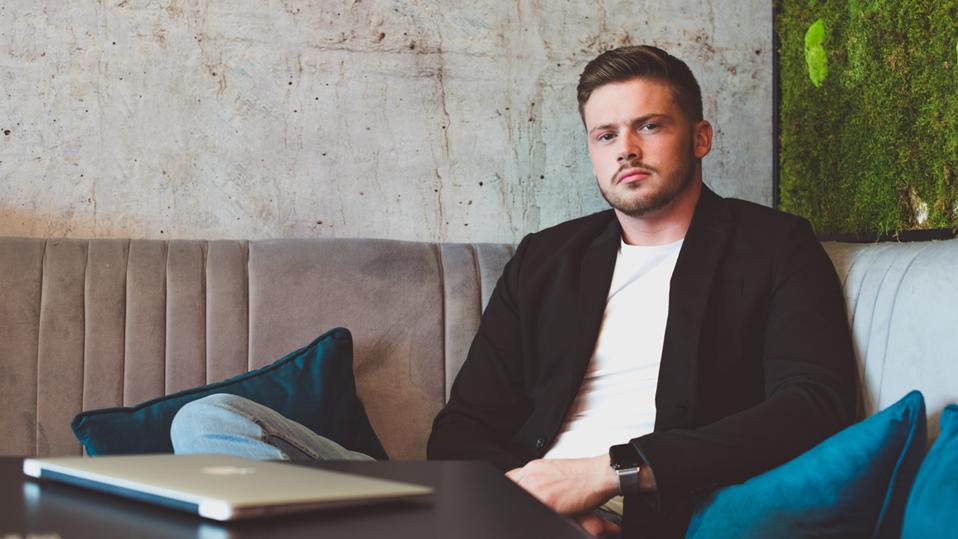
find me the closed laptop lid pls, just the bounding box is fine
[23,454,433,520]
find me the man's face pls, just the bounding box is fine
[583,78,710,218]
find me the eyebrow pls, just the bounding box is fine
[587,113,668,135]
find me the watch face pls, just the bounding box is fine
[610,444,641,469]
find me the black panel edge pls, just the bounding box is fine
[818,228,958,243]
[772,0,782,210]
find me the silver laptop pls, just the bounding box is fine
[23,454,433,521]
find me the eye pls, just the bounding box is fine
[640,123,659,131]
[596,132,615,142]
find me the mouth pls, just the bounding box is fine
[617,168,652,185]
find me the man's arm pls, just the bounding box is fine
[630,217,858,510]
[426,235,534,471]
[505,453,656,515]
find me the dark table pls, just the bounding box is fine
[0,457,589,539]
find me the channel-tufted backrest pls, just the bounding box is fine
[0,238,512,459]
[822,239,958,440]
[1,237,956,458]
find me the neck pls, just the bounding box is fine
[616,179,702,246]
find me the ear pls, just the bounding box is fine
[693,120,713,159]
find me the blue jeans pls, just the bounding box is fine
[170,393,375,463]
[172,395,620,536]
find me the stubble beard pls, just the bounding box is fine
[598,153,697,218]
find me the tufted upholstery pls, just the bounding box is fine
[0,237,513,459]
[0,236,955,458]
[822,240,958,440]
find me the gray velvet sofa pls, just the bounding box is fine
[1,236,956,459]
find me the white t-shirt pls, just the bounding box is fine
[544,237,683,459]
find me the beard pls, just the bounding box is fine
[598,153,697,218]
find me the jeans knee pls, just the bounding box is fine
[171,393,251,453]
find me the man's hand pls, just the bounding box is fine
[505,454,619,515]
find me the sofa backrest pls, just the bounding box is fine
[1,236,955,458]
[0,238,512,459]
[822,240,958,440]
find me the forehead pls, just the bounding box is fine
[582,78,680,129]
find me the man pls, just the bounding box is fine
[426,45,857,538]
[172,45,857,539]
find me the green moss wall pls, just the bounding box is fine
[778,0,958,236]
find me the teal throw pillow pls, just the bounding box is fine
[72,327,388,460]
[686,390,926,539]
[901,404,958,539]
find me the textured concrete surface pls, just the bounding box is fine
[0,1,772,242]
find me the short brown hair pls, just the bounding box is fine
[577,45,703,124]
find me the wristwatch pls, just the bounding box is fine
[609,443,642,495]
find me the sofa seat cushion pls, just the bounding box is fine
[686,390,927,539]
[72,327,387,460]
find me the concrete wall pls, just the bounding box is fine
[0,1,772,243]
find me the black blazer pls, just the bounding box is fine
[427,185,858,538]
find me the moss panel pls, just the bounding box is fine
[778,0,958,236]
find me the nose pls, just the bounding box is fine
[616,132,640,164]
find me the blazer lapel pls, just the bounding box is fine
[567,218,621,403]
[655,185,731,429]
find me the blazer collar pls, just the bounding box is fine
[655,184,732,428]
[569,215,621,401]
[583,183,731,251]
[566,184,732,426]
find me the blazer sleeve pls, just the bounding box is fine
[629,218,858,511]
[426,234,534,471]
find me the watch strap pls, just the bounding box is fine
[615,465,641,495]
[609,443,643,495]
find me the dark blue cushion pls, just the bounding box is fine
[901,404,958,539]
[72,327,388,460]
[686,390,926,539]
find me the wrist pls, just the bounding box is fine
[596,454,620,499]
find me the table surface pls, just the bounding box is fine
[0,457,588,539]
